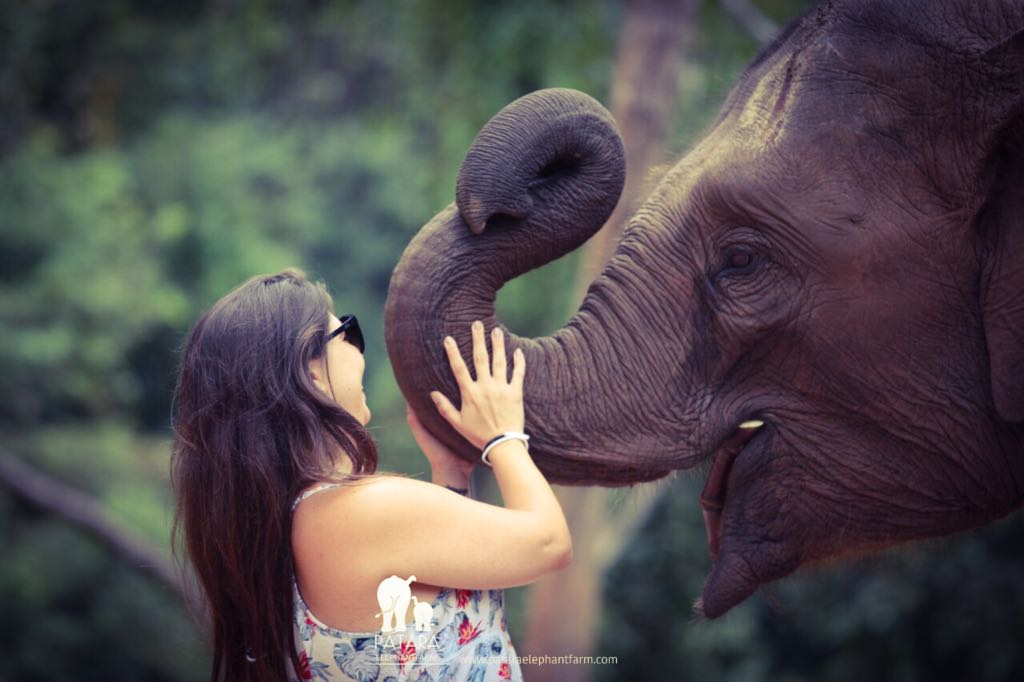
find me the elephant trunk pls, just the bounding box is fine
[386,89,695,485]
[455,88,625,259]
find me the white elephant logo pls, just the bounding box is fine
[410,595,434,632]
[374,574,416,633]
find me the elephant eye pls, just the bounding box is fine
[720,245,757,275]
[727,250,751,269]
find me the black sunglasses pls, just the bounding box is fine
[326,313,365,354]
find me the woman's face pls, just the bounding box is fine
[308,313,371,425]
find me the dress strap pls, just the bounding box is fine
[291,482,346,512]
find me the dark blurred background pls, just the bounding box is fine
[0,1,1021,680]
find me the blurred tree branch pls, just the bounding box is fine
[720,0,779,46]
[0,446,204,619]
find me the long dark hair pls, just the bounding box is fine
[170,268,379,681]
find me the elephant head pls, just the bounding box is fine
[384,0,1024,617]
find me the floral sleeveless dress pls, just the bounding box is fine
[288,483,524,682]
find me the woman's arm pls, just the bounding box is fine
[297,461,571,591]
[432,467,472,497]
[408,403,474,497]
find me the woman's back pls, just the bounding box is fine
[289,481,523,682]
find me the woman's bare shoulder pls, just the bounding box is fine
[291,473,447,583]
[320,471,426,499]
[292,473,427,535]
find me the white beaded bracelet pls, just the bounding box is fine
[481,432,530,467]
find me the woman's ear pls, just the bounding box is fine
[307,357,330,397]
[977,29,1024,423]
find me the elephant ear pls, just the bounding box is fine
[979,29,1024,423]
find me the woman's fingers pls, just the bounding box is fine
[491,327,507,382]
[470,320,491,381]
[443,335,471,389]
[430,391,462,427]
[511,347,525,391]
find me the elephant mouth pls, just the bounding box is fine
[700,419,766,560]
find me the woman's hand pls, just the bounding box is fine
[430,320,525,450]
[407,402,475,481]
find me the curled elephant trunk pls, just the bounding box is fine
[455,88,625,248]
[386,89,677,485]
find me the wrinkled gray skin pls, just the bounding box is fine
[384,0,1024,617]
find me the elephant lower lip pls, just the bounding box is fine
[700,421,764,561]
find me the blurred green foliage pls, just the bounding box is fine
[1,0,1021,680]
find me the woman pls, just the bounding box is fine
[171,268,572,682]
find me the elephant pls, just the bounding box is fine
[411,595,435,632]
[384,0,1024,619]
[374,574,416,633]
